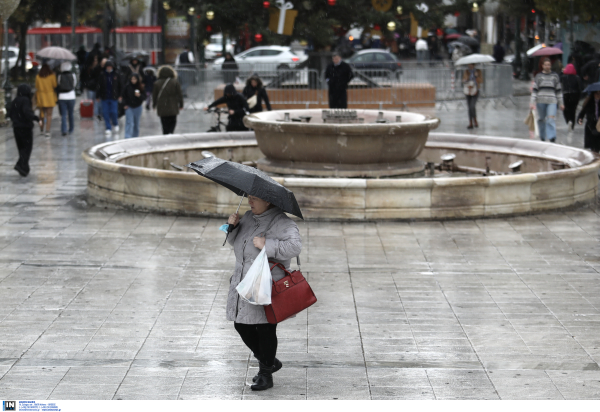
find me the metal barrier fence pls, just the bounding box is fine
[181,64,514,109]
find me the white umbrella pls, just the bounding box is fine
[36,46,76,61]
[526,44,545,57]
[454,53,495,66]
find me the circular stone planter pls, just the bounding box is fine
[82,132,600,220]
[243,109,440,178]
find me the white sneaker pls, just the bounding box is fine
[114,125,119,132]
[45,132,50,138]
[105,129,112,137]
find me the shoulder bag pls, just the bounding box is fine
[156,78,171,103]
[247,93,258,109]
[264,256,317,324]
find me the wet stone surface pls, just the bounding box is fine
[0,94,599,399]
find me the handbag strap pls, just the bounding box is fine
[156,78,170,103]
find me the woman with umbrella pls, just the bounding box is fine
[577,83,600,153]
[530,57,564,143]
[462,63,483,129]
[187,157,304,391]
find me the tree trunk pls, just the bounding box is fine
[17,22,27,76]
[0,15,4,79]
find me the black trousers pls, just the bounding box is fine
[563,93,580,127]
[160,116,177,134]
[328,89,348,109]
[466,94,478,121]
[584,122,600,153]
[13,127,33,176]
[234,322,278,367]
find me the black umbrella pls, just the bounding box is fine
[583,82,600,93]
[187,157,304,242]
[457,36,479,48]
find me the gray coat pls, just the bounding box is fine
[226,207,302,324]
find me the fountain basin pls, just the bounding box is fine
[82,132,599,220]
[244,109,440,178]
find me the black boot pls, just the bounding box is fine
[253,357,282,382]
[250,362,273,391]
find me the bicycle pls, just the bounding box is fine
[205,107,229,132]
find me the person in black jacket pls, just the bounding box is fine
[95,60,123,136]
[8,84,39,177]
[325,52,354,108]
[561,63,583,129]
[122,73,145,138]
[222,53,239,85]
[577,90,600,152]
[205,84,249,131]
[242,75,271,114]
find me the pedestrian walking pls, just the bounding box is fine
[415,37,428,64]
[76,45,88,94]
[34,63,57,138]
[205,84,249,131]
[121,57,145,83]
[242,74,271,114]
[325,52,354,109]
[175,46,195,98]
[8,84,39,177]
[143,67,157,110]
[225,195,302,391]
[56,62,77,136]
[493,41,505,63]
[561,63,583,130]
[152,65,183,135]
[222,52,239,84]
[581,53,600,86]
[462,63,483,129]
[530,57,564,142]
[577,89,600,153]
[122,73,145,139]
[85,55,103,120]
[96,60,122,137]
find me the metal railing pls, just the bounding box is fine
[180,64,514,109]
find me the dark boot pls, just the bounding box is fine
[474,118,479,128]
[250,362,273,391]
[253,357,282,382]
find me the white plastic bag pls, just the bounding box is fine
[236,248,272,305]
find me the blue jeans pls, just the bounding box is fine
[125,105,143,138]
[58,99,75,134]
[536,103,557,142]
[87,90,100,116]
[101,99,119,130]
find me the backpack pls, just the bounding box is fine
[57,73,75,93]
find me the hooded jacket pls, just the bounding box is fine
[96,62,122,100]
[242,77,271,113]
[8,84,39,129]
[208,84,250,130]
[152,65,183,117]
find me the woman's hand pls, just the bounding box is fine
[530,104,536,111]
[578,119,583,125]
[227,213,240,226]
[560,105,565,111]
[253,236,266,250]
[229,109,235,115]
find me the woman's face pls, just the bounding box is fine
[131,76,138,84]
[542,60,552,72]
[248,195,270,215]
[468,64,475,70]
[251,79,258,87]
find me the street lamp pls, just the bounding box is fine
[396,6,403,14]
[387,21,396,31]
[206,11,215,20]
[471,2,479,12]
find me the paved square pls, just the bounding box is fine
[0,95,599,399]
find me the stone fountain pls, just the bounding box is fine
[244,109,440,178]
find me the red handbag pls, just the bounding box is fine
[264,257,317,324]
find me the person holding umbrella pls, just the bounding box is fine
[462,63,483,129]
[577,84,600,153]
[530,57,564,143]
[187,157,304,392]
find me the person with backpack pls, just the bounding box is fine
[56,62,77,136]
[96,60,123,137]
[8,84,39,177]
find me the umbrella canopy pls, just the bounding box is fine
[120,51,150,64]
[449,41,473,54]
[583,82,600,94]
[456,35,479,47]
[445,33,462,40]
[446,28,458,35]
[455,53,495,66]
[531,47,563,57]
[36,46,76,61]
[187,157,304,219]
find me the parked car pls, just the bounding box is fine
[212,46,306,71]
[1,47,33,73]
[205,34,234,60]
[346,49,402,77]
